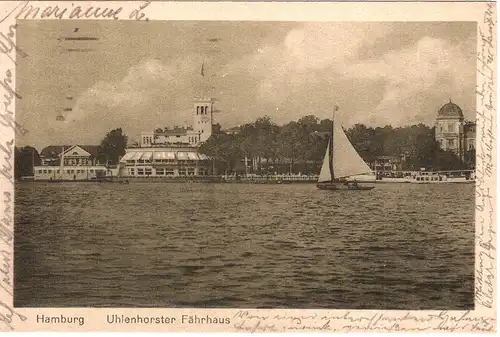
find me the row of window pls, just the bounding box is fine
[189,136,200,143]
[37,169,105,174]
[439,139,456,148]
[142,136,154,145]
[125,160,204,165]
[439,124,457,133]
[438,138,476,149]
[128,168,207,176]
[438,123,477,134]
[196,106,209,115]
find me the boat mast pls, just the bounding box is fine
[329,106,336,182]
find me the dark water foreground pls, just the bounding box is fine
[14,182,474,309]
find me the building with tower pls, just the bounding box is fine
[119,59,218,178]
[434,100,475,161]
[139,97,214,148]
[118,96,214,177]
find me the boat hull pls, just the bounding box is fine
[376,177,475,184]
[316,182,375,190]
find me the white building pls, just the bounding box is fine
[140,97,214,147]
[434,100,476,161]
[119,146,210,177]
[34,166,111,181]
[121,97,214,177]
[34,145,115,181]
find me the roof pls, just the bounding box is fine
[437,100,464,120]
[155,127,195,136]
[120,150,208,162]
[40,145,100,158]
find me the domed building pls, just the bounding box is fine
[435,100,476,162]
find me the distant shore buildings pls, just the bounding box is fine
[434,100,475,161]
[31,97,476,181]
[373,100,476,173]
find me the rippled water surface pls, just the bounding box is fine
[15,182,474,309]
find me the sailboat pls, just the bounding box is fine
[317,107,376,190]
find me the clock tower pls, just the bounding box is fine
[193,97,213,143]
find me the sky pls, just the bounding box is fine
[16,21,476,149]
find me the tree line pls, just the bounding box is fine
[199,115,475,175]
[15,117,475,179]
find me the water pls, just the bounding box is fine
[14,182,474,309]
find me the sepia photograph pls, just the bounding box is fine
[14,19,477,311]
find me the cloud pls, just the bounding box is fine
[31,22,475,148]
[347,36,475,125]
[229,23,475,127]
[52,57,205,144]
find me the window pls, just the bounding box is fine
[137,168,144,175]
[129,168,135,176]
[187,168,195,176]
[166,169,174,176]
[447,139,455,148]
[145,168,152,175]
[448,123,454,132]
[156,168,165,175]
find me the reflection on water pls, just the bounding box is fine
[14,182,474,309]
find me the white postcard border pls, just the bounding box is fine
[0,1,496,332]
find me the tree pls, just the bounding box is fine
[212,123,223,135]
[297,115,319,133]
[464,148,476,169]
[277,121,308,173]
[433,149,467,171]
[100,128,128,165]
[346,124,378,164]
[199,133,242,174]
[15,146,41,178]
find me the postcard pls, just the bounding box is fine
[0,0,496,333]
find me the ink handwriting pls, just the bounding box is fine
[8,1,151,21]
[0,23,28,65]
[0,190,23,332]
[474,1,496,311]
[232,310,496,333]
[0,68,27,136]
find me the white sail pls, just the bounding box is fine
[332,121,372,179]
[318,140,332,182]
